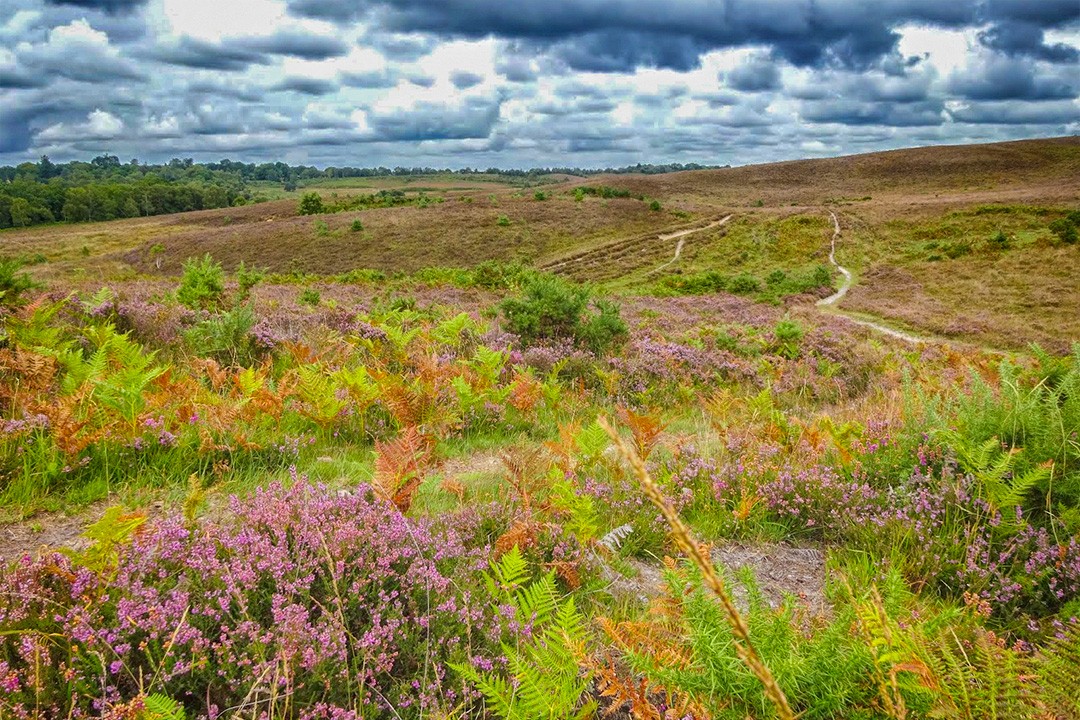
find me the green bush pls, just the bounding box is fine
[989,230,1011,249]
[533,190,548,201]
[299,288,321,306]
[0,258,39,309]
[1049,218,1077,244]
[298,192,325,215]
[176,254,225,310]
[501,274,627,355]
[773,318,804,359]
[183,304,258,366]
[313,219,329,235]
[350,218,364,232]
[649,199,662,212]
[728,274,761,294]
[234,261,265,300]
[496,215,511,227]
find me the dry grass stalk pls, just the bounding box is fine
[598,415,795,720]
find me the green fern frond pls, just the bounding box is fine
[1036,622,1080,718]
[141,693,185,720]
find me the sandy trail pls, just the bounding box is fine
[649,214,733,275]
[816,211,925,344]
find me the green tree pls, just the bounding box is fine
[9,197,32,227]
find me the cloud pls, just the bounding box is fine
[148,36,269,70]
[949,99,1080,124]
[948,57,1077,101]
[38,108,125,142]
[271,76,338,95]
[800,99,945,126]
[450,70,483,89]
[0,67,48,89]
[241,28,349,59]
[978,22,1079,64]
[17,18,146,83]
[365,97,502,141]
[44,0,147,12]
[0,0,1077,166]
[724,53,781,92]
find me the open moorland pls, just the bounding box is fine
[1,137,1079,719]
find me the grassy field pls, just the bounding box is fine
[1,137,1079,719]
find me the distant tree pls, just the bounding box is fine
[38,155,58,180]
[9,197,33,227]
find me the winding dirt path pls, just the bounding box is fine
[816,211,925,344]
[649,214,733,275]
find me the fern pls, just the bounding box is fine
[1035,621,1080,718]
[458,548,595,720]
[297,364,348,427]
[141,693,185,720]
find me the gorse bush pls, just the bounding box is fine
[176,254,225,310]
[501,274,627,355]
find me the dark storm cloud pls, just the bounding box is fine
[978,23,1079,64]
[983,0,1080,26]
[545,31,713,72]
[366,99,501,141]
[724,54,781,92]
[44,0,147,12]
[282,0,1021,72]
[147,37,270,71]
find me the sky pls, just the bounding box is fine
[0,0,1078,169]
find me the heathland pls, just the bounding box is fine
[0,136,1078,719]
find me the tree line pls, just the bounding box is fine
[0,154,721,230]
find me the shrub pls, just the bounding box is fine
[773,318,804,359]
[649,199,662,212]
[299,287,321,306]
[297,191,325,215]
[1049,218,1077,244]
[176,254,225,310]
[496,214,511,227]
[728,274,761,294]
[990,230,1011,249]
[534,190,548,201]
[234,261,264,299]
[501,274,627,355]
[0,258,38,310]
[350,218,364,232]
[0,482,495,718]
[313,219,329,235]
[183,303,258,365]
